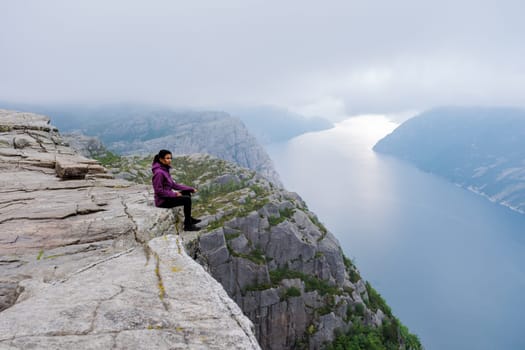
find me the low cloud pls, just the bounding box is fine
[1,0,524,117]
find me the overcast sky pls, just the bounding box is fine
[1,0,524,120]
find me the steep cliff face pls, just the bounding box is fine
[374,107,525,214]
[145,155,421,350]
[0,110,260,349]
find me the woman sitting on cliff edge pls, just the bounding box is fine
[152,149,201,231]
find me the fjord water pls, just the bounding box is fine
[267,116,525,350]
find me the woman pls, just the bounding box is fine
[152,149,201,231]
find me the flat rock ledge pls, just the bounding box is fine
[0,109,108,180]
[0,235,260,350]
[0,110,260,349]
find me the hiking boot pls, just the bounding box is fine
[184,224,201,232]
[191,217,202,224]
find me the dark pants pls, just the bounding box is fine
[159,191,193,226]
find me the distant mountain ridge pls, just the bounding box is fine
[374,106,525,213]
[229,106,333,144]
[0,103,282,185]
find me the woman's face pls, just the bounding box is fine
[159,154,172,166]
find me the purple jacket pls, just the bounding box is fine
[151,162,195,207]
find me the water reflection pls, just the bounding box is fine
[267,115,525,350]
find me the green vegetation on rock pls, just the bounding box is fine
[93,150,121,167]
[269,268,341,296]
[327,317,422,350]
[100,152,421,350]
[364,282,392,318]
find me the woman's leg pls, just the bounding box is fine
[161,196,192,226]
[179,191,200,223]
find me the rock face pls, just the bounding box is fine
[154,154,417,350]
[15,105,282,186]
[0,110,260,349]
[61,131,111,159]
[374,106,525,214]
[189,191,380,350]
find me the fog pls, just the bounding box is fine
[1,0,524,120]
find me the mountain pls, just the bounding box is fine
[96,152,421,348]
[0,110,420,349]
[228,106,333,144]
[374,106,525,213]
[0,103,282,186]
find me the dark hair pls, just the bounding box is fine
[153,149,172,164]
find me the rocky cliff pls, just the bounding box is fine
[0,109,420,350]
[103,154,421,349]
[0,110,260,349]
[6,104,282,186]
[374,107,525,214]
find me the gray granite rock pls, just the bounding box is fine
[190,181,385,350]
[0,110,261,350]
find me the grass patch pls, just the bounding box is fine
[94,151,121,166]
[347,302,365,320]
[250,184,268,197]
[269,268,341,296]
[207,216,230,231]
[268,207,296,226]
[229,246,266,265]
[282,286,302,300]
[244,283,273,293]
[268,215,285,226]
[316,304,334,316]
[197,180,246,203]
[364,282,392,317]
[204,197,269,231]
[225,232,241,241]
[343,255,361,283]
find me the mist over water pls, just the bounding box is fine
[267,116,525,350]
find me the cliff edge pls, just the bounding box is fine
[0,110,260,349]
[102,154,421,349]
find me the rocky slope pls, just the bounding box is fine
[0,110,260,349]
[108,154,421,349]
[374,107,525,214]
[5,104,282,185]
